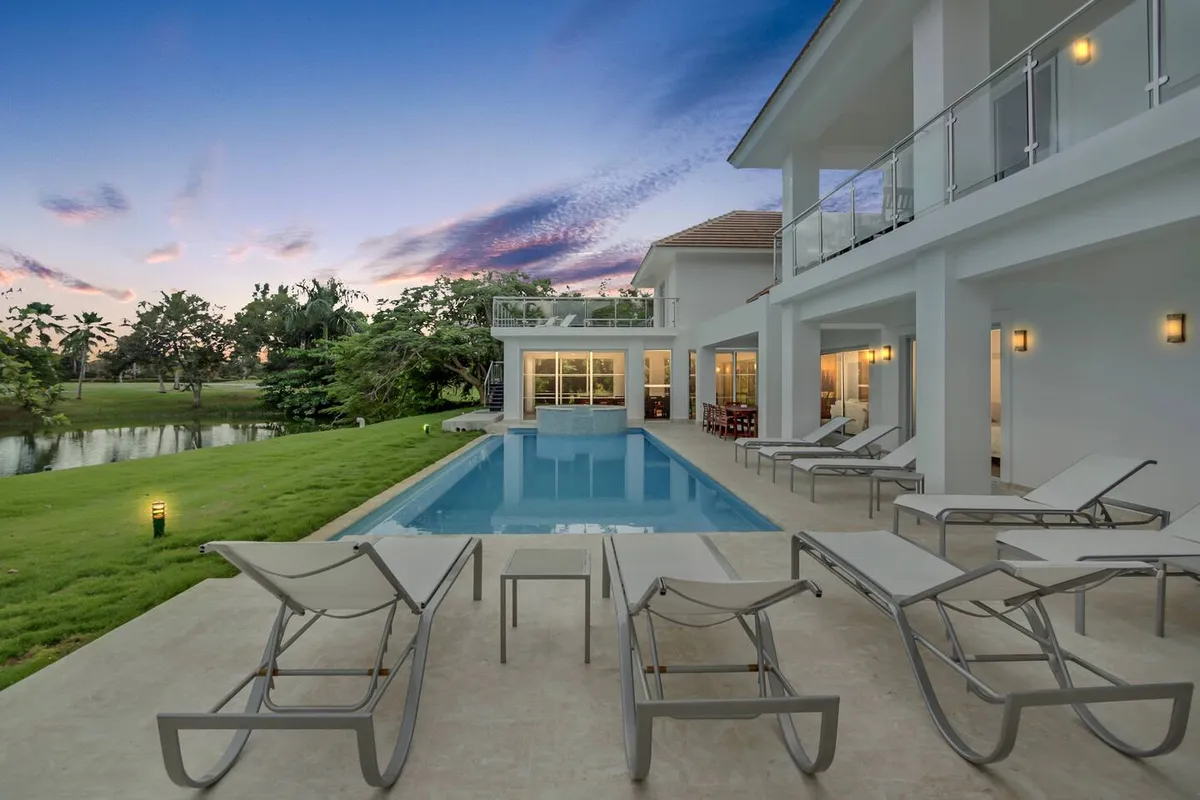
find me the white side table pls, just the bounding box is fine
[868,470,925,518]
[500,548,591,664]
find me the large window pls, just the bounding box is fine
[715,350,758,406]
[522,351,626,418]
[644,350,671,419]
[820,350,871,434]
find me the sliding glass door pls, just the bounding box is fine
[820,349,871,434]
[715,350,758,406]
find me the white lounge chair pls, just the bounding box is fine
[789,437,920,502]
[601,534,839,780]
[559,314,577,327]
[734,416,851,465]
[157,535,483,789]
[998,504,1200,636]
[893,454,1166,558]
[791,530,1192,765]
[755,424,899,482]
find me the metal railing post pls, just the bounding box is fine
[849,183,857,246]
[890,150,899,229]
[946,113,957,203]
[816,208,825,264]
[1148,0,1165,106]
[1024,50,1039,168]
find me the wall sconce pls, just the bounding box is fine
[1166,313,1186,344]
[1013,329,1029,352]
[1071,37,1093,65]
[881,345,893,362]
[866,349,877,364]
[151,500,167,538]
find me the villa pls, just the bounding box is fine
[4,1,1200,797]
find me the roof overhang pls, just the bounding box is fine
[632,245,775,288]
[728,0,922,169]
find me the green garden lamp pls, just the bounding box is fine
[151,501,166,538]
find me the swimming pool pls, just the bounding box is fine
[334,429,779,536]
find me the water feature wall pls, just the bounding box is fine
[535,405,627,435]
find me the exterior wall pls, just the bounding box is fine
[667,254,774,329]
[990,227,1200,516]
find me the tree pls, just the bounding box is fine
[231,283,299,368]
[61,311,116,399]
[0,289,65,424]
[144,291,233,408]
[283,278,367,347]
[328,270,554,421]
[7,301,66,348]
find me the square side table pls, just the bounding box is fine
[500,548,591,664]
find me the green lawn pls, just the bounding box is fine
[0,382,269,431]
[0,410,480,690]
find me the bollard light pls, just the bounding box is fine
[423,423,432,436]
[152,501,166,538]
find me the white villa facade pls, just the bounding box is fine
[494,0,1200,516]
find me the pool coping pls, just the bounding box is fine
[302,433,493,542]
[307,425,781,539]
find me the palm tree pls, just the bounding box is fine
[62,312,116,399]
[284,278,367,347]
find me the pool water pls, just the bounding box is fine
[335,429,779,536]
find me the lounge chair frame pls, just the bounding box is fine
[755,425,898,483]
[601,535,839,780]
[157,537,483,789]
[790,532,1192,765]
[733,416,850,466]
[789,439,918,502]
[895,495,1169,559]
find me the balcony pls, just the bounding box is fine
[775,0,1200,280]
[492,296,678,329]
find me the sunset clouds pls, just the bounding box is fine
[0,248,135,302]
[39,183,130,225]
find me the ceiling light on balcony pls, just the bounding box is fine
[1071,37,1093,65]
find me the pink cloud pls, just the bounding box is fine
[144,242,184,264]
[0,248,135,302]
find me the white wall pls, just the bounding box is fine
[1055,0,1150,152]
[668,254,775,329]
[991,224,1200,516]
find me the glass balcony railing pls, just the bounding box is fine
[491,296,678,328]
[775,0,1195,280]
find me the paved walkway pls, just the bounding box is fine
[1,422,1198,799]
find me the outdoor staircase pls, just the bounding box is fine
[484,361,504,412]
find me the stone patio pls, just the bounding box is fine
[1,422,1198,799]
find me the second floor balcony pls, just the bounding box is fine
[775,0,1200,281]
[492,296,678,329]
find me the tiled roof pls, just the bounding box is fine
[653,210,782,249]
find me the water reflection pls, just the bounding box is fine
[0,421,307,477]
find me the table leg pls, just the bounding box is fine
[500,576,507,664]
[868,478,875,519]
[602,551,610,599]
[584,575,591,664]
[512,578,518,627]
[1156,564,1168,638]
[1074,590,1087,636]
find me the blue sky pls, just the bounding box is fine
[0,0,832,321]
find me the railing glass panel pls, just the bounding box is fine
[852,160,889,242]
[1161,0,1200,101]
[820,182,854,258]
[791,211,822,275]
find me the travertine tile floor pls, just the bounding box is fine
[1,422,1199,799]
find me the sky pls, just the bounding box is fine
[0,0,834,324]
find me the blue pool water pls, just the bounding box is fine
[334,429,780,536]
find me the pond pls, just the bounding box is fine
[0,421,314,477]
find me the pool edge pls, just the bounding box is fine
[303,433,495,542]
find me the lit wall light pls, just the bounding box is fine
[1013,329,1029,352]
[151,500,167,538]
[1166,313,1186,344]
[866,349,877,364]
[1072,37,1093,65]
[881,345,893,362]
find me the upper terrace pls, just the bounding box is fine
[729,0,1200,282]
[492,296,678,331]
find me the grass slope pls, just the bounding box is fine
[0,382,268,431]
[0,410,479,690]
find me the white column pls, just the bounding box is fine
[503,340,521,421]
[911,0,990,211]
[782,149,820,275]
[626,341,646,422]
[869,327,903,450]
[779,304,822,439]
[670,339,690,421]
[915,249,992,494]
[756,304,784,438]
[696,345,716,426]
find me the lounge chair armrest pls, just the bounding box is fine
[898,560,1153,607]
